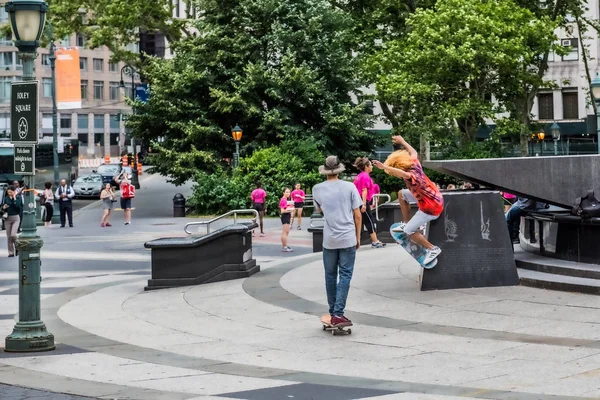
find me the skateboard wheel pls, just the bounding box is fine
[322,325,326,331]
[347,329,352,334]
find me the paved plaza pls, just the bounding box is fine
[1,174,600,399]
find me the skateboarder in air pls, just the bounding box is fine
[372,135,443,265]
[313,156,362,328]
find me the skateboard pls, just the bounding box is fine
[320,314,352,336]
[390,222,438,269]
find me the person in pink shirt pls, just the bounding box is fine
[250,183,267,236]
[290,183,306,230]
[353,157,385,248]
[280,188,294,252]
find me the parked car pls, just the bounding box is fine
[93,164,122,187]
[73,174,103,199]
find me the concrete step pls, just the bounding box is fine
[515,251,600,280]
[518,268,600,295]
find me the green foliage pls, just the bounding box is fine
[129,0,377,184]
[369,0,559,146]
[189,146,322,216]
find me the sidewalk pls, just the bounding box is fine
[2,245,600,399]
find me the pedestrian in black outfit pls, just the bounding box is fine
[54,179,74,227]
[42,181,54,227]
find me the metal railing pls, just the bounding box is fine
[184,209,259,235]
[372,194,391,221]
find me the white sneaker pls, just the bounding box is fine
[392,222,406,232]
[282,247,294,253]
[423,246,442,264]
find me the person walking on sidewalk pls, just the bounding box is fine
[280,188,294,252]
[290,183,306,230]
[100,183,115,227]
[250,183,267,236]
[3,186,22,257]
[313,156,362,328]
[373,135,443,265]
[116,172,134,225]
[55,179,75,228]
[353,157,385,248]
[42,182,54,227]
[13,180,23,232]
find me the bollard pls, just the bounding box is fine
[173,193,186,217]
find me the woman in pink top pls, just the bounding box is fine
[353,157,385,249]
[280,188,294,252]
[250,183,267,236]
[290,183,306,230]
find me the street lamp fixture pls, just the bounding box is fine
[551,122,561,156]
[591,72,600,154]
[232,124,242,167]
[537,131,545,141]
[4,0,55,353]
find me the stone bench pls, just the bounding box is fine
[144,222,260,290]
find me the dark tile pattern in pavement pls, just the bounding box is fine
[219,383,399,400]
[1,344,90,358]
[0,383,95,399]
[0,287,73,295]
[0,314,14,320]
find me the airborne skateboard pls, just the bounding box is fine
[320,314,352,336]
[390,222,438,269]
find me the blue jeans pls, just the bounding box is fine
[323,247,356,316]
[506,204,527,241]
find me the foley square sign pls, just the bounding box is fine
[11,81,39,144]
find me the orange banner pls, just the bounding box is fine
[56,47,82,109]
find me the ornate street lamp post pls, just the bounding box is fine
[590,73,600,154]
[551,122,561,156]
[231,124,243,168]
[4,0,55,352]
[119,65,140,189]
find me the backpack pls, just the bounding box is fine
[572,190,600,218]
[121,183,135,199]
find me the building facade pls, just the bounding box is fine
[0,7,136,159]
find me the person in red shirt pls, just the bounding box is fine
[373,135,443,264]
[250,183,267,236]
[290,183,306,230]
[279,188,294,252]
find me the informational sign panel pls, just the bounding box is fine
[56,47,82,109]
[135,83,149,103]
[14,145,35,175]
[11,81,39,144]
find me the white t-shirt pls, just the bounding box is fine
[312,179,363,250]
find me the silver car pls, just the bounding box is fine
[73,174,103,199]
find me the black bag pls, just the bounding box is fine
[572,190,600,218]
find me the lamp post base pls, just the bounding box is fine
[5,321,55,352]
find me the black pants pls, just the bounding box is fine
[44,203,54,222]
[59,201,73,227]
[362,205,376,234]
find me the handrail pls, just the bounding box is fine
[372,194,391,221]
[184,209,259,235]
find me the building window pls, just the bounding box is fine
[175,0,180,17]
[60,114,72,129]
[42,78,52,98]
[0,6,8,23]
[94,114,105,129]
[77,114,88,130]
[41,53,50,67]
[81,80,88,100]
[76,33,86,48]
[109,82,120,101]
[562,91,578,119]
[537,93,554,120]
[561,38,578,61]
[0,52,12,68]
[109,62,118,72]
[80,57,87,71]
[0,77,12,102]
[110,115,120,129]
[93,80,104,100]
[93,58,103,72]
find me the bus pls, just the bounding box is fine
[0,138,79,188]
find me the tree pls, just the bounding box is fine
[369,0,559,150]
[128,0,378,184]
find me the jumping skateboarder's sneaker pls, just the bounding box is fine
[423,246,442,265]
[331,315,352,327]
[392,222,406,233]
